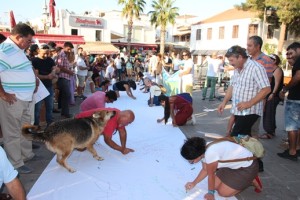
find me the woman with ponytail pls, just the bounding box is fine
[157,93,195,126]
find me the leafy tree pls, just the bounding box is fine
[148,0,179,54]
[118,0,146,53]
[236,0,300,54]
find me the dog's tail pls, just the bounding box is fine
[21,124,47,142]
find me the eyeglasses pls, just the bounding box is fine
[188,160,195,164]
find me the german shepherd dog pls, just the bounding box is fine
[22,110,116,173]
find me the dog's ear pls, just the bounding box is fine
[92,113,100,119]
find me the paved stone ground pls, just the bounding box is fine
[2,85,300,200]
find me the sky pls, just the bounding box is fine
[0,0,245,24]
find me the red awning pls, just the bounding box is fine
[0,32,85,45]
[34,34,85,45]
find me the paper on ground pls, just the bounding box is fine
[27,87,236,200]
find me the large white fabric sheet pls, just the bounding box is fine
[27,87,236,200]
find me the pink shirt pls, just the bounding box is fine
[80,91,106,111]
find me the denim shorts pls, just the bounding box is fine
[285,100,300,131]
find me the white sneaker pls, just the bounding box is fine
[191,114,196,125]
[186,119,193,125]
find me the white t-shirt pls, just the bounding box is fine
[114,57,122,69]
[83,77,94,97]
[204,141,253,169]
[76,56,88,76]
[206,58,222,77]
[105,65,115,79]
[181,59,194,82]
[150,85,161,98]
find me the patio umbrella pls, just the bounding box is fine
[49,0,56,27]
[9,10,16,29]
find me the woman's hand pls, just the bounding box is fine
[204,193,215,200]
[185,182,196,192]
[267,93,274,101]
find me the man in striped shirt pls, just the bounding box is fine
[247,36,274,140]
[0,24,38,174]
[217,45,270,136]
[56,42,74,118]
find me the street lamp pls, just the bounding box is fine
[261,7,273,40]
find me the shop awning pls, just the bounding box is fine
[173,31,191,36]
[111,31,124,40]
[0,32,85,46]
[34,34,85,45]
[80,42,120,54]
[112,42,157,49]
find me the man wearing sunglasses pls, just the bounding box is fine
[0,23,38,174]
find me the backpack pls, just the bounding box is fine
[206,135,265,163]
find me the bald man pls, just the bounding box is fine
[75,108,135,154]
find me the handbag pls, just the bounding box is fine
[206,135,265,163]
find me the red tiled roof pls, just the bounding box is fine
[194,8,258,25]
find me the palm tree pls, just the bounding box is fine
[148,0,179,54]
[118,0,146,54]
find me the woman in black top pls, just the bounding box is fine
[260,54,284,139]
[112,80,137,99]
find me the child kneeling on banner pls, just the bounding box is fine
[157,93,195,126]
[181,137,262,199]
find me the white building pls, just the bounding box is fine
[190,8,300,64]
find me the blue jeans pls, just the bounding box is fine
[285,100,300,131]
[34,86,54,126]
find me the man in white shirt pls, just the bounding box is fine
[114,54,122,81]
[0,24,38,174]
[202,52,223,101]
[76,51,89,97]
[105,60,115,80]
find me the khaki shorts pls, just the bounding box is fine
[77,75,86,87]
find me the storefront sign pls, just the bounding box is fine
[69,16,104,28]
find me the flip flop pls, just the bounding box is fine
[0,193,12,200]
[259,133,274,139]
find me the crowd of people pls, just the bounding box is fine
[0,23,299,200]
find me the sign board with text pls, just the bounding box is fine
[69,16,104,28]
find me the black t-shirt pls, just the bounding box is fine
[288,57,300,100]
[32,57,55,88]
[113,81,128,91]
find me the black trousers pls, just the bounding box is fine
[231,114,259,136]
[263,96,280,134]
[57,78,71,116]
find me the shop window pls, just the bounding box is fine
[95,30,102,41]
[207,28,212,40]
[196,29,201,40]
[71,29,78,35]
[219,26,225,39]
[232,25,239,38]
[248,24,258,37]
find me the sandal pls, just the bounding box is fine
[0,193,12,200]
[253,176,262,193]
[259,133,274,139]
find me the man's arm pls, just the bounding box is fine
[118,128,134,154]
[284,71,300,91]
[103,133,123,152]
[217,85,233,114]
[5,177,26,200]
[0,81,17,105]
